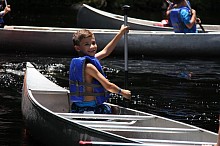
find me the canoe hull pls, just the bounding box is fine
[95,31,220,57]
[0,26,74,55]
[1,26,220,57]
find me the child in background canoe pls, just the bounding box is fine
[0,0,10,28]
[168,0,201,33]
[69,25,131,114]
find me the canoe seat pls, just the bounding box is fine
[31,89,71,113]
[87,125,200,133]
[56,113,155,120]
[71,119,137,126]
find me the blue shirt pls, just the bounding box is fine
[179,8,197,33]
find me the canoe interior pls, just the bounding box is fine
[31,90,70,113]
[30,89,217,143]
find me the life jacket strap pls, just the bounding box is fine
[69,80,102,88]
[70,92,105,97]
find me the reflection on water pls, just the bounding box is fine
[0,54,220,145]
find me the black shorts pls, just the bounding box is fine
[71,102,112,114]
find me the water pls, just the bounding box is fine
[0,54,219,145]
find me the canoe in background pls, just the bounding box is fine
[0,25,120,56]
[77,4,173,31]
[22,62,217,146]
[77,4,220,32]
[1,25,220,57]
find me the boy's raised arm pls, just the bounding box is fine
[95,25,129,60]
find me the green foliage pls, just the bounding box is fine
[8,0,220,12]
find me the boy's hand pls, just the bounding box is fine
[4,5,11,14]
[121,89,131,100]
[119,24,130,34]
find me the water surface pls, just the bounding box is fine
[0,54,219,145]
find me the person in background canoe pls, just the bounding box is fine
[165,0,192,27]
[169,0,201,33]
[165,1,177,27]
[69,25,131,114]
[0,0,10,28]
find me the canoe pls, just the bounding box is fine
[0,25,122,56]
[77,4,220,32]
[1,25,220,57]
[22,62,218,146]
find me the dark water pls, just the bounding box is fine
[0,54,220,145]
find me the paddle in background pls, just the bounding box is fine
[165,0,172,5]
[4,0,11,22]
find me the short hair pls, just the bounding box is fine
[72,29,94,46]
[173,0,184,4]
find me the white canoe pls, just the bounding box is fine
[22,62,218,146]
[77,4,220,32]
[1,25,220,57]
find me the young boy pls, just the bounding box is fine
[69,25,131,114]
[169,0,200,33]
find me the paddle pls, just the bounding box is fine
[165,0,172,5]
[184,0,205,32]
[122,5,130,89]
[4,0,11,18]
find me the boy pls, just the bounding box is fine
[69,25,131,114]
[169,0,200,33]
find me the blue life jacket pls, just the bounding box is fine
[0,18,3,24]
[0,7,4,24]
[0,13,4,24]
[170,7,197,33]
[69,56,110,105]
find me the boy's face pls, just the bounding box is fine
[75,37,97,56]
